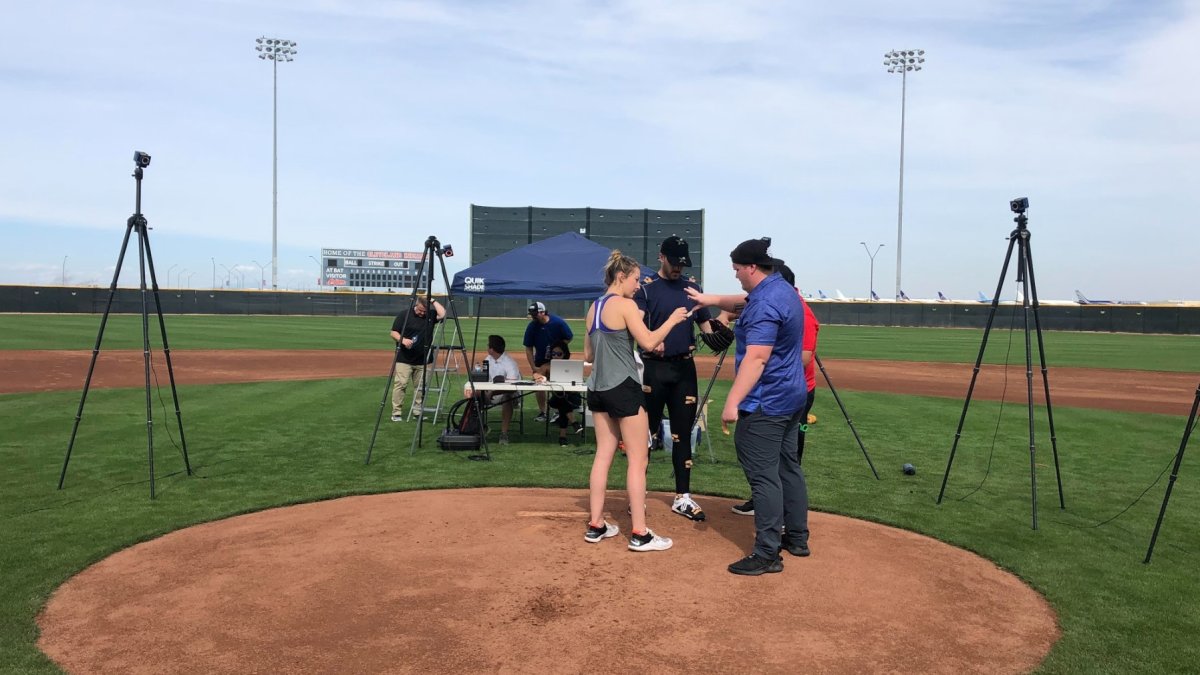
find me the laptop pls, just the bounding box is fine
[549,359,585,384]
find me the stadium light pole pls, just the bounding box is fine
[61,256,68,286]
[860,242,884,301]
[211,257,216,289]
[220,264,233,288]
[884,48,925,301]
[186,272,195,288]
[255,36,298,291]
[251,259,267,290]
[168,263,178,288]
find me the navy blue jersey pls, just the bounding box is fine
[634,273,711,358]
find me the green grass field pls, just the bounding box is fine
[0,315,1198,672]
[2,313,1198,371]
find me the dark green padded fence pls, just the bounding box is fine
[2,286,1198,334]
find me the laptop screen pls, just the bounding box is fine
[549,359,584,384]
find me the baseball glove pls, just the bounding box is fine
[699,319,735,353]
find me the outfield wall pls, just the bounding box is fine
[2,285,1198,334]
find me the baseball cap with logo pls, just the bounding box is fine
[730,237,785,268]
[660,235,692,267]
[528,301,546,315]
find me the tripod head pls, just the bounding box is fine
[1010,196,1029,231]
[130,151,152,223]
[132,151,151,180]
[424,235,454,258]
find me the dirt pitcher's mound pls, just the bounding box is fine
[38,489,1058,674]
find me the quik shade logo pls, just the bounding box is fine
[463,276,486,292]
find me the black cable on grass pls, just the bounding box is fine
[150,352,183,455]
[955,305,1019,502]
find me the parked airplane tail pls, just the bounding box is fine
[870,290,880,301]
[817,289,829,300]
[899,290,912,301]
[977,291,991,303]
[835,289,849,301]
[937,291,950,302]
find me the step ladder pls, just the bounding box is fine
[410,318,465,425]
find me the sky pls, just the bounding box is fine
[1,0,1197,301]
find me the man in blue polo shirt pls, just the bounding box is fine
[687,237,808,576]
[523,301,574,421]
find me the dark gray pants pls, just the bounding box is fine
[734,409,809,560]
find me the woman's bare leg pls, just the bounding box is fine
[619,410,651,533]
[589,412,621,526]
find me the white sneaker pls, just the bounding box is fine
[671,495,707,522]
[584,520,619,543]
[628,529,673,552]
[390,414,403,422]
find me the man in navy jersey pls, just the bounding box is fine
[635,235,718,522]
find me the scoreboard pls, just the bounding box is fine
[318,248,430,291]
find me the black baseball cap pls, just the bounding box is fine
[730,237,785,267]
[660,236,692,267]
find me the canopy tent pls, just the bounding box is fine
[450,232,655,300]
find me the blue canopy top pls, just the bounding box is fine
[451,232,656,300]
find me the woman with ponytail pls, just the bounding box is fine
[582,250,688,552]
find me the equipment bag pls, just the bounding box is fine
[438,397,483,451]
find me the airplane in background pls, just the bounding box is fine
[1074,290,1148,306]
[937,291,952,302]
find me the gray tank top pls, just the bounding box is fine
[587,294,643,392]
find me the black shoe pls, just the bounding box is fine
[782,535,810,557]
[731,499,755,516]
[728,553,783,576]
[559,437,568,447]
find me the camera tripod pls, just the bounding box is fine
[364,236,489,463]
[937,198,1065,529]
[59,152,192,499]
[1144,382,1200,563]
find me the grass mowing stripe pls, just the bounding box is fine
[2,314,1198,372]
[1,375,1197,672]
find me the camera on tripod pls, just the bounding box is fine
[133,151,151,168]
[1010,197,1029,213]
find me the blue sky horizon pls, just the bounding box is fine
[2,0,1197,302]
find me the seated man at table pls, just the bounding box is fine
[485,334,522,444]
[533,339,583,446]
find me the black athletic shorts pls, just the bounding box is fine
[587,377,644,419]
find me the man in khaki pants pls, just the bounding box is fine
[390,297,445,421]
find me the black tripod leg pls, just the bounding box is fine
[690,349,727,462]
[436,251,490,461]
[939,234,1018,504]
[1023,241,1065,509]
[1145,383,1200,563]
[364,245,426,463]
[1017,243,1038,529]
[814,354,880,479]
[60,221,135,490]
[136,225,157,499]
[365,345,402,465]
[141,226,191,475]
